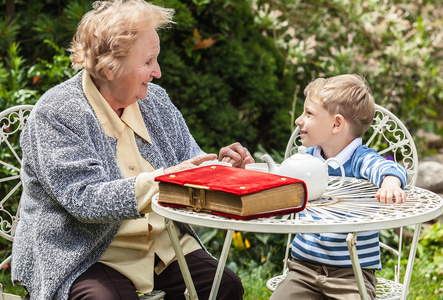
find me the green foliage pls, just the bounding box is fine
[416,222,443,283]
[0,17,19,51]
[251,0,443,156]
[2,0,442,155]
[253,143,284,164]
[152,0,294,153]
[0,40,76,109]
[28,39,78,92]
[378,223,443,298]
[0,259,27,297]
[4,0,85,60]
[237,261,273,299]
[0,43,39,108]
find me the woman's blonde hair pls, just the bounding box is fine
[304,74,375,137]
[69,0,174,81]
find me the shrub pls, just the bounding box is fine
[153,0,295,153]
[251,0,443,155]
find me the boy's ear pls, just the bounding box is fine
[332,114,345,133]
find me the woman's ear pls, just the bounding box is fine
[332,114,345,133]
[104,67,114,81]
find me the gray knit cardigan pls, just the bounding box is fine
[11,71,205,300]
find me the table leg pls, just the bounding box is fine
[346,232,370,300]
[165,219,199,300]
[400,223,421,300]
[208,229,235,300]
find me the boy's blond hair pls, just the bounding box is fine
[304,74,375,138]
[69,0,175,81]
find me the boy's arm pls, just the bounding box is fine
[375,175,407,204]
[352,146,408,204]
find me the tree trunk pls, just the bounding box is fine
[6,0,15,24]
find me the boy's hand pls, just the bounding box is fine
[375,175,406,204]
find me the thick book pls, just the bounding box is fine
[154,165,307,220]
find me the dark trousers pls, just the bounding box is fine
[69,249,244,300]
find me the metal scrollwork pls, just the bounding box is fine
[1,105,33,242]
[0,108,31,141]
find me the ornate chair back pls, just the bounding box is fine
[0,105,33,299]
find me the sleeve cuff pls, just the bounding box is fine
[135,168,165,214]
[381,168,408,188]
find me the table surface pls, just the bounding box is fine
[152,177,443,234]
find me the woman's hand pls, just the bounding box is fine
[219,142,254,168]
[165,154,217,174]
[375,175,406,204]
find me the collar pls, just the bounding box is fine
[312,137,362,169]
[82,71,151,144]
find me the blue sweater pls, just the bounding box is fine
[291,138,407,269]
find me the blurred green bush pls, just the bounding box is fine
[251,0,443,146]
[1,0,442,154]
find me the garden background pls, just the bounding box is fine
[1,0,442,298]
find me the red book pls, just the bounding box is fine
[155,165,307,220]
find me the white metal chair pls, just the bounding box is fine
[266,104,419,299]
[0,105,33,300]
[0,105,166,300]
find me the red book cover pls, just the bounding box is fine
[155,165,307,220]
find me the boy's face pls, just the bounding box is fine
[295,96,335,148]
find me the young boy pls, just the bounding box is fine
[270,74,408,300]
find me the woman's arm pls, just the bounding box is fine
[22,101,140,223]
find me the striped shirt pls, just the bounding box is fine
[291,138,408,269]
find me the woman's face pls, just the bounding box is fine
[104,27,161,112]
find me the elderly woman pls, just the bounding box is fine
[11,1,252,299]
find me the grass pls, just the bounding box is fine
[237,262,274,299]
[377,226,443,299]
[376,259,443,299]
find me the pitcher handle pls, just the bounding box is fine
[324,157,345,191]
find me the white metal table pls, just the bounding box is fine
[151,177,443,300]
